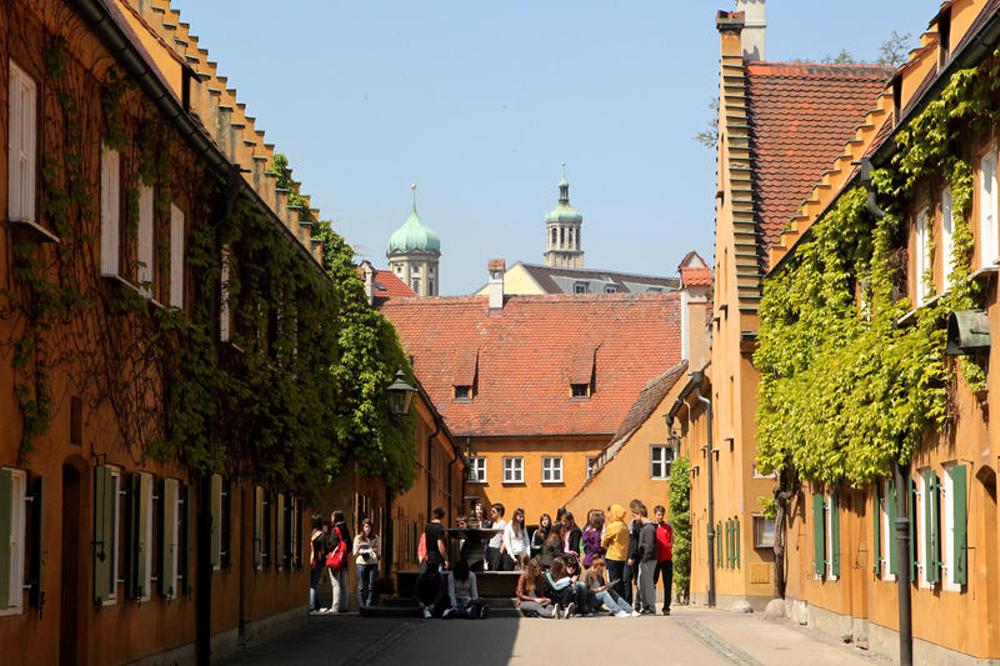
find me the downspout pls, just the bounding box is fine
[861,159,913,666]
[426,419,441,521]
[696,388,715,608]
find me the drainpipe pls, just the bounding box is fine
[426,420,441,521]
[696,389,716,608]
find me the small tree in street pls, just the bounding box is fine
[668,456,692,604]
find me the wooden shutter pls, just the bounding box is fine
[169,204,185,308]
[100,147,121,276]
[178,482,190,594]
[210,474,222,570]
[253,487,263,570]
[93,465,114,603]
[715,522,722,567]
[813,492,825,576]
[137,473,152,598]
[28,475,43,609]
[829,493,841,578]
[872,485,881,576]
[888,480,898,576]
[276,494,286,571]
[137,184,154,295]
[735,517,741,569]
[161,479,179,598]
[908,475,918,582]
[926,471,941,584]
[9,62,37,224]
[0,469,12,606]
[221,479,232,568]
[952,465,968,586]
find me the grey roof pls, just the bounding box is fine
[519,263,680,295]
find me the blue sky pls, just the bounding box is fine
[172,1,937,294]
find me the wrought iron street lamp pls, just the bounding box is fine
[387,369,417,416]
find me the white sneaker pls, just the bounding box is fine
[422,608,432,619]
[562,602,576,619]
[616,610,630,618]
[442,608,454,619]
[631,610,641,617]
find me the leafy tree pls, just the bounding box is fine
[877,30,912,67]
[668,456,692,603]
[694,97,719,149]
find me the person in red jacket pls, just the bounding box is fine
[653,505,674,615]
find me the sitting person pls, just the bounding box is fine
[515,558,557,618]
[444,560,488,619]
[543,558,578,618]
[540,530,562,570]
[581,556,638,618]
[564,552,582,581]
[414,567,448,619]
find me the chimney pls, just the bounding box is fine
[678,253,713,370]
[360,261,376,306]
[488,259,506,310]
[735,0,766,61]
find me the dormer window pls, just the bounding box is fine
[571,383,590,399]
[938,8,952,69]
[574,282,588,294]
[454,385,472,401]
[604,285,618,294]
[892,76,903,125]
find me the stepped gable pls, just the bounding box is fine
[745,61,892,270]
[380,294,682,438]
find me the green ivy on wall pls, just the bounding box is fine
[668,455,692,603]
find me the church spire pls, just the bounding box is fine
[411,183,418,213]
[559,161,570,204]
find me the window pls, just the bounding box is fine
[979,148,998,268]
[570,383,590,399]
[139,472,153,601]
[812,492,840,580]
[753,515,775,549]
[411,278,421,293]
[915,209,931,306]
[92,465,121,604]
[915,471,930,588]
[428,279,435,295]
[454,385,472,401]
[941,188,955,291]
[8,62,37,226]
[412,264,420,275]
[169,204,185,308]
[502,457,523,484]
[394,264,401,274]
[604,285,618,294]
[0,468,27,614]
[586,456,599,480]
[647,287,663,293]
[467,457,487,483]
[876,480,897,581]
[161,479,180,598]
[573,282,588,294]
[100,147,121,276]
[429,265,435,276]
[650,446,673,480]
[541,457,563,484]
[137,185,154,296]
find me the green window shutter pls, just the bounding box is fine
[873,485,881,576]
[888,480,898,576]
[727,519,733,568]
[0,469,13,607]
[210,474,222,570]
[813,492,825,576]
[161,479,178,598]
[927,471,941,584]
[735,518,741,569]
[28,475,43,609]
[716,521,722,568]
[253,487,263,570]
[830,493,841,578]
[908,475,917,583]
[178,482,190,595]
[92,466,114,603]
[124,472,141,599]
[276,494,286,570]
[952,465,968,586]
[137,474,152,598]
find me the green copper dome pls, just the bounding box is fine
[387,203,440,255]
[546,167,582,223]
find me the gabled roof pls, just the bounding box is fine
[380,294,682,438]
[746,62,891,271]
[517,262,679,294]
[356,263,416,305]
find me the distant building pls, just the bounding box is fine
[476,261,680,296]
[357,260,416,306]
[387,185,441,297]
[544,164,585,268]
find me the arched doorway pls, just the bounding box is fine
[977,464,998,658]
[60,460,86,666]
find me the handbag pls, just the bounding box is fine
[326,527,347,570]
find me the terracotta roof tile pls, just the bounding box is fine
[381,294,682,437]
[356,265,416,304]
[746,62,892,271]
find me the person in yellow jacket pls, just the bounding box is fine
[601,504,630,600]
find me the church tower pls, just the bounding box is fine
[543,163,584,268]
[387,184,441,297]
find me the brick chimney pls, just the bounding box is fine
[735,0,766,61]
[678,253,713,369]
[488,259,506,310]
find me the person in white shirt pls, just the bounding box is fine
[485,503,507,571]
[502,508,531,569]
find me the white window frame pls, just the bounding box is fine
[752,515,775,549]
[8,61,37,226]
[502,457,523,484]
[941,463,961,592]
[169,204,185,308]
[467,457,487,484]
[650,445,672,480]
[586,456,599,480]
[916,471,931,588]
[941,187,955,292]
[137,184,154,296]
[162,478,180,599]
[101,467,122,606]
[979,147,998,268]
[881,480,895,582]
[825,493,838,581]
[541,457,563,484]
[915,208,931,306]
[100,147,121,277]
[0,468,27,616]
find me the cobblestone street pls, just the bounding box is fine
[221,607,887,666]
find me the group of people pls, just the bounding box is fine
[415,499,674,620]
[309,510,382,614]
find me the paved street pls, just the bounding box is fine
[221,607,887,666]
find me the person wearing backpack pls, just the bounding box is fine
[326,510,352,612]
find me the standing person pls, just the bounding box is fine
[327,511,351,612]
[623,499,643,605]
[484,503,507,571]
[444,559,488,619]
[530,513,552,559]
[309,516,328,614]
[560,511,582,558]
[601,504,630,600]
[581,556,638,617]
[502,508,531,569]
[636,504,658,615]
[424,506,449,572]
[470,501,489,528]
[515,558,558,618]
[581,510,606,569]
[353,518,380,609]
[653,505,674,615]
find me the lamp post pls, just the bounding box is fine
[387,369,417,416]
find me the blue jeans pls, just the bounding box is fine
[356,563,377,608]
[310,565,325,611]
[606,559,626,600]
[592,589,633,614]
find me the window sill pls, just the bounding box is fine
[0,604,24,617]
[541,480,564,485]
[7,218,60,244]
[466,480,488,485]
[502,481,525,486]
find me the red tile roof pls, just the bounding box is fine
[356,265,416,304]
[380,294,682,438]
[746,62,891,270]
[680,266,713,287]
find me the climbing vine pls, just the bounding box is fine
[668,456,691,604]
[755,53,1000,487]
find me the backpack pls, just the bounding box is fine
[417,532,427,563]
[325,527,347,570]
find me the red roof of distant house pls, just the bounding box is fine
[381,294,682,438]
[746,62,891,270]
[356,264,416,304]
